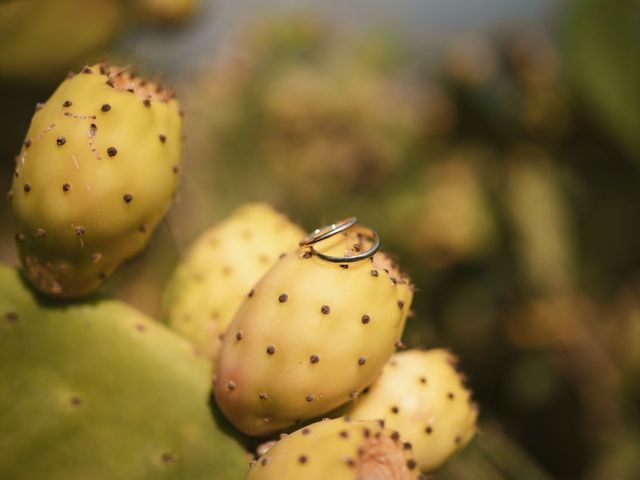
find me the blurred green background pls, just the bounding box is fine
[1,0,640,478]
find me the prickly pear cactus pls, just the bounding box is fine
[246,417,426,480]
[0,263,247,480]
[343,349,478,472]
[214,230,413,436]
[163,203,305,361]
[9,63,182,298]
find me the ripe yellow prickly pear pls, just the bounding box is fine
[246,417,426,480]
[343,349,479,472]
[162,203,305,361]
[9,64,182,298]
[214,229,413,436]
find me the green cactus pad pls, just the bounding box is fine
[0,263,247,480]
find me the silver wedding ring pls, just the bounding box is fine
[299,217,380,263]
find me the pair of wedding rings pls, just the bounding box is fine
[299,216,380,263]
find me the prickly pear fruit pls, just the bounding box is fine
[0,263,247,480]
[214,229,413,436]
[9,63,182,298]
[343,349,478,472]
[246,417,426,480]
[162,203,305,361]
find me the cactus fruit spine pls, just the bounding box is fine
[163,203,305,361]
[0,262,247,480]
[343,349,479,472]
[9,63,182,298]
[246,417,426,480]
[214,230,413,436]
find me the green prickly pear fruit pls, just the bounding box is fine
[0,262,247,480]
[246,417,426,480]
[162,203,305,361]
[342,349,479,472]
[9,63,182,298]
[214,229,413,436]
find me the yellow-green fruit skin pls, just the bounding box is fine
[162,203,305,361]
[343,349,479,472]
[246,417,423,480]
[214,233,413,436]
[10,65,182,298]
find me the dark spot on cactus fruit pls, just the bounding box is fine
[74,226,85,236]
[407,459,416,470]
[309,354,319,364]
[70,396,82,407]
[371,269,379,277]
[302,427,311,435]
[139,223,148,233]
[227,381,236,391]
[248,288,255,298]
[404,442,412,450]
[302,250,312,259]
[391,406,399,414]
[23,183,31,193]
[343,416,352,422]
[374,432,381,439]
[143,98,151,107]
[159,134,166,143]
[260,457,269,466]
[161,453,177,464]
[258,254,270,264]
[391,431,400,441]
[62,183,71,192]
[235,331,243,341]
[378,419,385,428]
[82,67,92,74]
[345,457,356,467]
[105,78,115,87]
[222,265,231,276]
[278,293,288,303]
[448,392,455,400]
[127,88,135,93]
[135,324,146,332]
[455,435,462,445]
[306,394,314,402]
[397,300,405,310]
[339,430,349,439]
[172,165,179,174]
[5,312,18,324]
[63,100,72,108]
[298,455,308,464]
[56,136,66,146]
[107,147,117,157]
[279,252,286,259]
[35,102,44,112]
[358,356,366,366]
[266,344,276,355]
[361,314,370,324]
[340,264,349,269]
[218,333,224,341]
[425,426,433,434]
[36,228,46,239]
[99,64,107,74]
[363,386,370,394]
[123,193,133,203]
[23,139,31,148]
[259,391,268,400]
[321,304,330,315]
[89,124,97,135]
[363,428,371,438]
[419,376,427,384]
[101,104,111,112]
